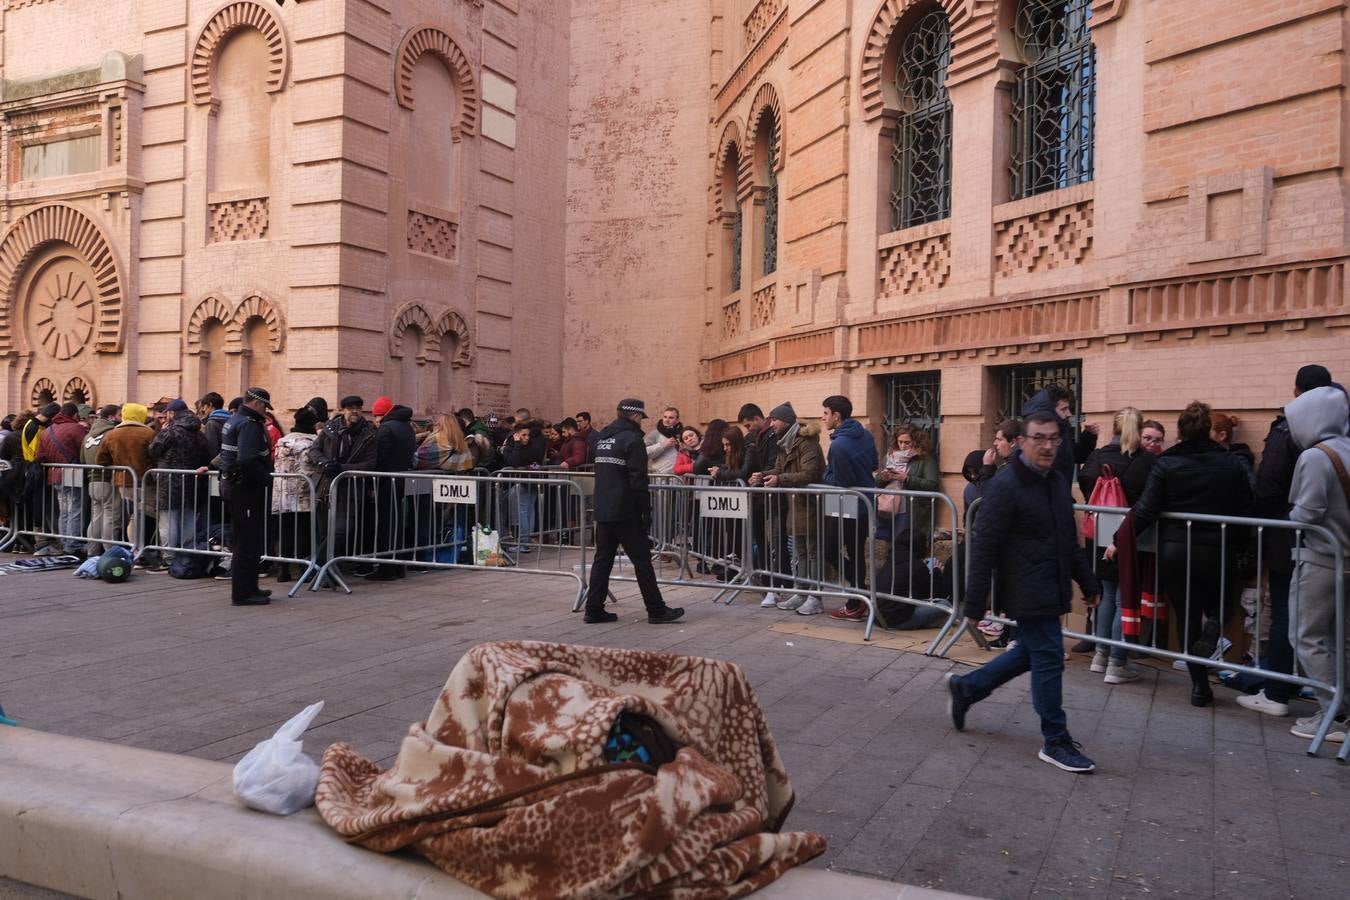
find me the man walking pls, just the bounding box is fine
[219,387,275,606]
[947,410,1103,773]
[584,399,684,625]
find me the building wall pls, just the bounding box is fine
[0,0,571,416]
[692,0,1350,482]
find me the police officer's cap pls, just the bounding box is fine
[617,399,648,418]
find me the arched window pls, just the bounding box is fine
[1010,0,1095,199]
[761,121,779,276]
[211,28,271,197]
[241,317,272,391]
[722,143,743,293]
[408,54,458,211]
[891,8,952,231]
[199,319,229,396]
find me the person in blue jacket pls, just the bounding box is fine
[820,395,879,620]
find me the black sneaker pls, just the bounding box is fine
[647,607,685,625]
[583,609,619,624]
[946,672,971,732]
[1038,738,1096,773]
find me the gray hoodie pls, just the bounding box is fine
[1286,386,1350,568]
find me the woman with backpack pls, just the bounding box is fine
[1078,407,1156,684]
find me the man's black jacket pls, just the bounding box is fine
[592,417,651,524]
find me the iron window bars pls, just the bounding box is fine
[1010,0,1095,200]
[891,9,953,231]
[763,121,779,276]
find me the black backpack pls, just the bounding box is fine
[168,553,212,579]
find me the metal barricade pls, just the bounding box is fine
[939,497,1347,758]
[577,481,880,636]
[0,463,139,557]
[313,470,588,608]
[140,468,321,596]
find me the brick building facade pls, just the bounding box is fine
[3,1,1348,493]
[566,0,1350,493]
[0,0,566,417]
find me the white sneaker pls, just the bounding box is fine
[1236,691,1289,717]
[795,596,823,616]
[1104,662,1141,684]
[1296,712,1322,728]
[1090,649,1109,674]
[760,592,780,608]
[777,594,807,611]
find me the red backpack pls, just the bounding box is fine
[1082,463,1128,541]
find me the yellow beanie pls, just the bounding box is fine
[121,403,148,424]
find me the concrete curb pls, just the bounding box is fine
[0,728,976,899]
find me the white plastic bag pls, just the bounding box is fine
[232,700,325,815]
[474,525,504,566]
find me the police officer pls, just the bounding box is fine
[584,399,684,624]
[219,387,275,606]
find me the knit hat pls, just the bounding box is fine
[41,402,60,419]
[767,402,797,426]
[372,396,393,417]
[166,399,189,413]
[1295,364,1333,393]
[305,396,330,422]
[121,403,148,424]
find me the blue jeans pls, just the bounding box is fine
[161,507,201,561]
[1095,580,1126,663]
[512,486,537,548]
[56,485,85,553]
[1262,572,1295,703]
[955,614,1068,745]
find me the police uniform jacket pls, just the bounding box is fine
[219,406,274,489]
[592,417,651,524]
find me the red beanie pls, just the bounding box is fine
[372,396,393,417]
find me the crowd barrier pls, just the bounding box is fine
[942,497,1347,758]
[310,470,589,608]
[0,463,141,557]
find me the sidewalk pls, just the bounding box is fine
[1,557,1346,898]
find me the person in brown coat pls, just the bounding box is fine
[761,403,826,614]
[96,403,155,548]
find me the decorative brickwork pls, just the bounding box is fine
[0,204,124,356]
[185,296,234,355]
[861,0,998,121]
[744,0,783,47]
[714,119,746,208]
[436,308,474,367]
[232,293,285,352]
[395,26,479,140]
[746,82,785,173]
[715,11,788,119]
[407,210,459,260]
[208,197,269,242]
[776,330,833,367]
[1129,261,1347,329]
[708,344,771,384]
[4,0,55,9]
[1090,0,1128,27]
[751,283,776,329]
[191,1,289,105]
[721,301,742,340]
[29,377,57,408]
[879,231,951,296]
[110,106,124,164]
[856,294,1101,358]
[62,375,93,405]
[994,200,1094,278]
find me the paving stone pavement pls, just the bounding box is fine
[3,557,1349,899]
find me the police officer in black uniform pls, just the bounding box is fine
[584,399,684,624]
[219,387,275,606]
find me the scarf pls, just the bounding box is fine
[656,420,683,440]
[778,422,800,449]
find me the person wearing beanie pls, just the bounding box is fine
[768,402,797,427]
[760,402,825,612]
[307,394,378,571]
[97,402,156,547]
[304,397,330,429]
[82,404,122,556]
[738,402,789,605]
[372,396,394,421]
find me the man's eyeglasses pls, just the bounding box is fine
[1025,433,1063,445]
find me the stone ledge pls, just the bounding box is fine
[0,728,967,900]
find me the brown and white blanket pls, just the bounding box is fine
[315,640,825,899]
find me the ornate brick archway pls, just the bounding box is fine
[0,204,125,358]
[746,82,785,176]
[191,0,289,105]
[395,25,479,141]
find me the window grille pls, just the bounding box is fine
[998,361,1083,433]
[730,208,743,293]
[763,122,779,276]
[884,371,943,454]
[1010,0,1095,200]
[890,10,952,231]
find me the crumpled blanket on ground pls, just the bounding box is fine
[315,640,825,899]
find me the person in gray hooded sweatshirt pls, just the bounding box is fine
[1284,385,1350,742]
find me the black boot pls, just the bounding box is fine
[1188,663,1213,707]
